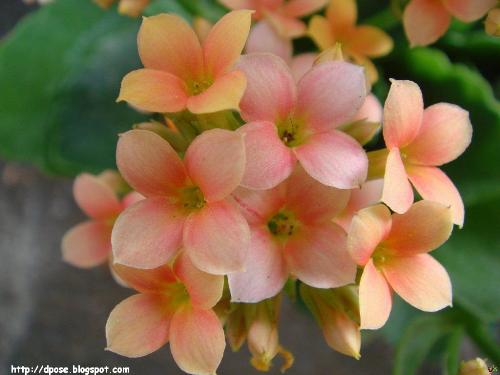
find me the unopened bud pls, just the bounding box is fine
[459,358,493,375]
[485,9,500,37]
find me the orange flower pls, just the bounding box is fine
[118,11,252,115]
[308,0,393,83]
[93,0,150,17]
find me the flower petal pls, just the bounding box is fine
[174,252,224,309]
[286,165,350,223]
[236,53,297,123]
[106,294,172,358]
[442,0,496,22]
[116,130,188,197]
[382,254,452,311]
[352,93,383,123]
[266,13,307,38]
[349,26,393,57]
[403,0,451,47]
[112,197,185,269]
[284,0,328,17]
[359,259,392,329]
[237,121,296,190]
[228,227,287,303]
[294,130,368,189]
[246,20,293,62]
[326,0,357,32]
[170,306,225,375]
[381,148,414,214]
[73,173,122,220]
[185,128,246,202]
[62,221,111,268]
[308,15,334,50]
[219,0,254,9]
[347,204,392,266]
[296,61,366,131]
[383,79,424,149]
[407,165,465,227]
[138,14,203,80]
[290,53,316,81]
[284,223,356,288]
[383,200,453,256]
[405,103,472,166]
[203,10,253,77]
[232,184,287,225]
[184,200,250,275]
[187,70,247,114]
[111,263,177,294]
[118,69,188,113]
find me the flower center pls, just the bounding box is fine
[276,115,308,147]
[165,282,190,308]
[180,186,205,211]
[267,210,299,238]
[187,77,214,96]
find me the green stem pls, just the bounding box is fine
[466,320,500,368]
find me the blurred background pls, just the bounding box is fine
[1,0,498,374]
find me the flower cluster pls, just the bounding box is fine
[63,6,474,375]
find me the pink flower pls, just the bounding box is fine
[235,53,368,190]
[347,201,454,329]
[403,0,496,46]
[375,79,472,227]
[112,128,250,274]
[61,171,143,268]
[117,10,252,114]
[106,252,225,375]
[229,166,356,303]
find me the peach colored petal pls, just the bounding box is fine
[322,309,361,359]
[284,0,328,17]
[174,252,224,309]
[286,165,350,224]
[382,254,452,311]
[73,173,122,220]
[232,184,287,225]
[347,204,392,266]
[112,263,177,294]
[296,61,366,131]
[359,259,392,329]
[203,10,253,77]
[228,226,287,303]
[290,53,316,81]
[122,191,145,208]
[185,128,246,202]
[403,0,451,47]
[138,14,203,80]
[237,53,297,123]
[308,15,334,50]
[383,79,424,149]
[381,148,414,214]
[383,200,453,256]
[407,165,465,227]
[266,13,307,38]
[246,20,293,62]
[187,70,247,114]
[169,306,225,375]
[404,103,472,166]
[106,294,172,358]
[183,200,250,275]
[352,93,383,123]
[335,179,383,231]
[118,69,188,113]
[326,0,357,31]
[62,221,111,268]
[193,17,213,43]
[219,0,254,10]
[237,121,296,190]
[294,130,368,189]
[349,26,393,57]
[350,53,379,84]
[112,197,185,269]
[284,222,356,288]
[116,130,188,197]
[442,0,496,22]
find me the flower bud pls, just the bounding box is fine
[459,358,492,375]
[485,9,500,37]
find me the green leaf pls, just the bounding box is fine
[0,0,149,175]
[443,328,464,375]
[144,0,193,19]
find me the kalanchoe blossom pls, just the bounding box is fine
[62,171,143,268]
[236,53,368,190]
[347,201,454,329]
[308,0,393,83]
[112,128,250,275]
[229,166,356,302]
[118,11,252,114]
[403,0,496,46]
[300,285,361,359]
[106,253,225,375]
[371,79,472,226]
[93,0,150,17]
